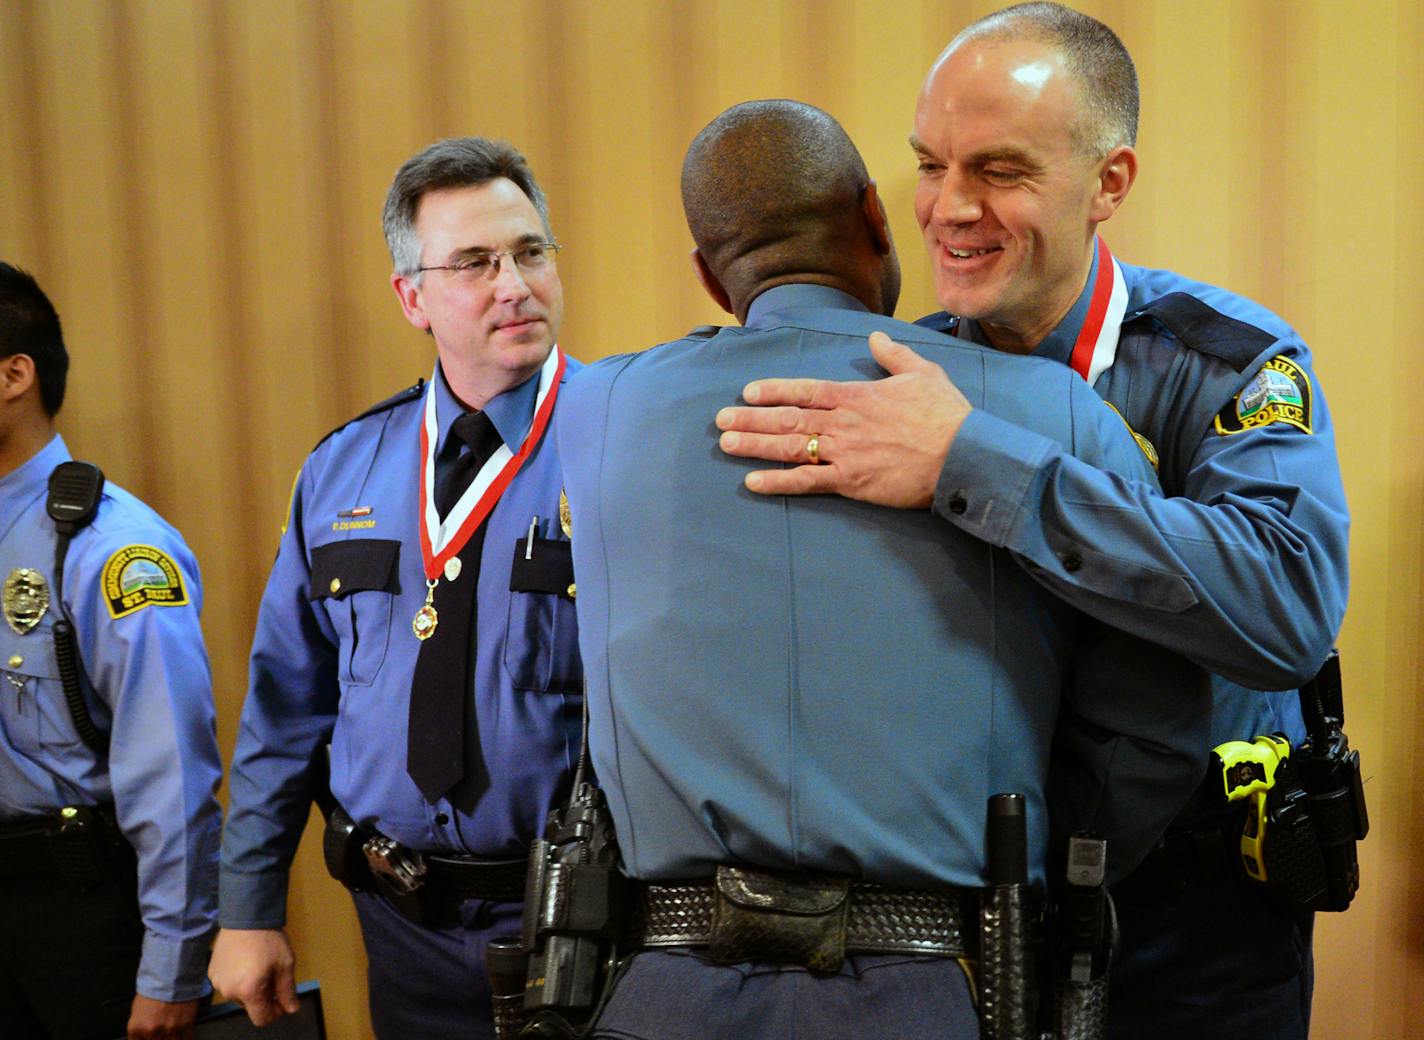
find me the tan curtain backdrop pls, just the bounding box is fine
[3,2,1420,1037]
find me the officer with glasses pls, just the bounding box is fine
[210,137,584,1040]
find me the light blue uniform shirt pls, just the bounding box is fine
[220,360,583,928]
[557,286,1208,888]
[0,434,221,1002]
[922,241,1349,748]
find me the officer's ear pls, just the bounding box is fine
[391,271,433,332]
[861,181,893,256]
[1090,145,1138,224]
[690,249,733,315]
[0,353,36,404]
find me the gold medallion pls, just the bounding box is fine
[559,488,572,538]
[413,604,438,640]
[3,568,50,635]
[413,579,439,640]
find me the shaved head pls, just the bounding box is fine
[682,100,896,314]
[945,2,1138,157]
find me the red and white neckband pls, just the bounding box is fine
[1067,237,1128,387]
[417,345,566,582]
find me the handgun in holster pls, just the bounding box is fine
[1211,651,1368,913]
[487,697,627,1040]
[1048,834,1111,1040]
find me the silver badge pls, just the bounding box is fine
[443,556,462,582]
[3,568,50,635]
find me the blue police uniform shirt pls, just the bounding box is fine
[921,240,1349,748]
[220,358,583,928]
[556,284,1208,888]
[0,434,221,1002]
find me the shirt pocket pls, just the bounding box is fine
[310,539,401,687]
[0,629,80,753]
[505,536,582,693]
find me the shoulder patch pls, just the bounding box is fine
[1214,355,1313,436]
[1127,293,1278,372]
[313,379,425,452]
[101,545,189,619]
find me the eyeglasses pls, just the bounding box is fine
[418,241,562,282]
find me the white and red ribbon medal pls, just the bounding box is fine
[1066,237,1129,387]
[412,346,566,640]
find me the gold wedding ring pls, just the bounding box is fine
[806,435,821,465]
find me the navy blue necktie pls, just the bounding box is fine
[408,411,502,802]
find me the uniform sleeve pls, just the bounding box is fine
[73,522,222,1003]
[935,343,1348,690]
[218,462,341,928]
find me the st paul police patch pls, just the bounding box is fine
[102,545,189,619]
[1214,356,1313,435]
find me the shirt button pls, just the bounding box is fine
[948,494,968,515]
[1059,551,1083,573]
[434,812,449,826]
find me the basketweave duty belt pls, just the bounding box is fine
[629,873,976,958]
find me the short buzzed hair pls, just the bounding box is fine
[954,2,1139,156]
[382,136,552,282]
[0,262,68,416]
[682,100,869,284]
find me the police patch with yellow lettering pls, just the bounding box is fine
[1214,356,1313,435]
[102,545,189,619]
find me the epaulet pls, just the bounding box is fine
[313,378,424,451]
[1124,293,1277,373]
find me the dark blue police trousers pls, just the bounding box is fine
[590,949,981,1040]
[351,888,522,1040]
[1109,877,1313,1039]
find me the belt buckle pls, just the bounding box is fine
[363,835,428,896]
[708,864,850,973]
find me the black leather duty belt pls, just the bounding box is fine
[322,805,527,918]
[423,854,528,903]
[629,870,976,960]
[0,806,127,887]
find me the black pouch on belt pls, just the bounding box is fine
[322,803,372,892]
[709,864,850,972]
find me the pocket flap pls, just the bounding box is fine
[0,633,60,680]
[508,538,574,598]
[714,864,850,915]
[310,539,401,601]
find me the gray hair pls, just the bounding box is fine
[381,136,552,282]
[951,2,1139,157]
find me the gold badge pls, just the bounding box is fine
[559,488,572,538]
[3,568,50,635]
